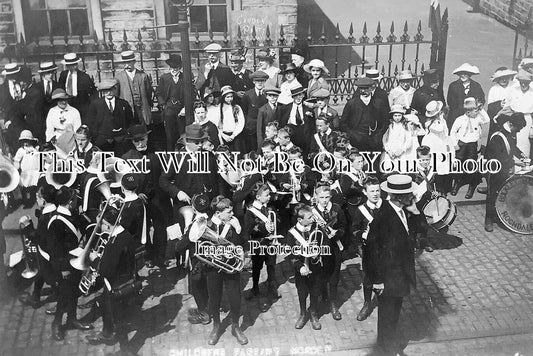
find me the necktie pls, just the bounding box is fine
[295,106,303,125]
[320,132,327,145]
[14,84,21,100]
[258,90,263,96]
[46,81,51,96]
[260,205,268,215]
[108,99,113,112]
[66,73,73,96]
[399,209,408,232]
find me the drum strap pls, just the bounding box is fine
[490,132,510,155]
[82,176,98,212]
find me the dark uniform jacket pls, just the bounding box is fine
[242,201,277,245]
[242,88,268,136]
[256,102,280,148]
[47,206,81,272]
[99,225,134,285]
[286,222,324,275]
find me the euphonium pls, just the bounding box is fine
[19,216,39,279]
[45,159,77,189]
[188,216,244,274]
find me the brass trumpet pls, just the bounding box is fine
[265,210,284,245]
[289,169,301,204]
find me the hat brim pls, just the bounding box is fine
[185,133,209,141]
[380,181,418,194]
[265,90,281,96]
[127,130,152,140]
[61,58,82,65]
[19,137,38,142]
[362,73,383,80]
[166,60,182,67]
[425,101,444,117]
[116,58,136,63]
[291,89,306,96]
[453,69,479,75]
[397,76,414,81]
[2,68,21,76]
[491,73,516,81]
[303,64,330,75]
[52,95,71,100]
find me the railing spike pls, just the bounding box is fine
[401,21,410,42]
[307,23,313,44]
[414,20,424,41]
[278,25,286,46]
[348,22,354,43]
[374,21,383,43]
[138,29,142,42]
[360,22,369,43]
[208,25,214,43]
[335,23,341,42]
[387,21,397,42]
[251,25,258,46]
[320,21,327,43]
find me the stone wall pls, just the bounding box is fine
[464,0,533,30]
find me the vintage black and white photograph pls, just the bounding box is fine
[0,0,532,355]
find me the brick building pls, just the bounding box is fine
[464,0,533,30]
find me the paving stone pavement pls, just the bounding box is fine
[1,203,533,356]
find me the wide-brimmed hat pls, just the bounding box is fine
[249,70,269,81]
[453,63,480,75]
[117,50,136,63]
[166,54,182,68]
[97,78,118,91]
[229,50,245,62]
[396,70,414,81]
[380,174,418,194]
[425,100,444,117]
[491,67,517,82]
[51,88,70,100]
[519,58,533,68]
[312,88,331,99]
[303,59,330,75]
[362,69,383,81]
[463,97,477,110]
[2,63,20,76]
[291,86,306,96]
[18,130,38,142]
[264,85,281,95]
[184,124,209,141]
[204,43,222,53]
[390,105,406,114]
[61,53,81,65]
[38,62,58,74]
[220,85,235,97]
[290,42,309,58]
[515,69,533,82]
[127,124,151,140]
[423,68,440,84]
[354,77,375,89]
[281,63,297,74]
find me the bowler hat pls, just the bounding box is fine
[185,124,209,141]
[127,125,151,140]
[380,174,418,194]
[166,54,182,68]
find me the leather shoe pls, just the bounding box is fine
[231,324,248,345]
[309,310,321,330]
[86,331,117,345]
[65,319,94,331]
[188,311,211,325]
[51,321,64,341]
[485,217,494,232]
[330,303,342,320]
[19,294,41,309]
[356,301,372,321]
[477,186,487,195]
[465,185,475,199]
[45,306,57,315]
[450,182,460,196]
[207,323,221,345]
[294,313,308,329]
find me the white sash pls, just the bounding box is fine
[48,215,82,242]
[358,204,374,223]
[313,133,327,152]
[82,176,98,212]
[248,206,271,224]
[38,246,50,261]
[490,131,511,155]
[311,207,327,226]
[289,228,308,247]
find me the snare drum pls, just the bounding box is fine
[495,174,533,235]
[423,196,457,231]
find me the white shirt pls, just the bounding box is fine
[288,103,304,125]
[218,104,244,136]
[278,79,302,105]
[487,84,510,104]
[126,69,136,81]
[42,79,53,95]
[8,80,21,99]
[388,85,415,109]
[106,97,116,111]
[316,202,332,213]
[504,86,533,114]
[360,95,371,106]
[450,111,489,145]
[389,201,408,233]
[66,71,78,96]
[366,199,382,210]
[45,104,82,142]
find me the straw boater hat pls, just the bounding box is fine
[118,50,136,63]
[303,59,330,75]
[491,67,517,82]
[2,63,20,76]
[452,63,480,75]
[380,174,418,194]
[362,69,383,81]
[38,62,58,74]
[290,86,306,96]
[396,70,414,81]
[61,53,81,65]
[425,100,444,117]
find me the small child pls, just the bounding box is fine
[264,121,279,144]
[14,130,40,208]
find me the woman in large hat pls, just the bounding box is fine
[304,59,330,103]
[45,88,81,144]
[278,63,302,105]
[447,63,485,126]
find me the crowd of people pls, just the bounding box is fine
[0,41,532,355]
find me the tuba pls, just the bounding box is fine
[73,195,125,295]
[188,216,245,274]
[0,154,20,193]
[19,216,39,279]
[97,157,132,188]
[45,155,77,189]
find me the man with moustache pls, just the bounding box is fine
[195,43,233,96]
[38,62,60,119]
[58,53,96,121]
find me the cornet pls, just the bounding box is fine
[19,216,39,279]
[265,210,284,245]
[302,225,324,275]
[289,169,302,204]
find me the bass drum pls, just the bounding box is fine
[423,196,457,232]
[495,173,533,235]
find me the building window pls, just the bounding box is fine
[21,0,91,40]
[168,0,228,33]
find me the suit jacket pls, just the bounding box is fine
[279,102,315,151]
[37,79,60,115]
[411,84,446,120]
[20,83,46,142]
[195,62,234,94]
[116,69,153,125]
[47,210,80,272]
[86,97,134,149]
[307,77,330,98]
[228,69,254,93]
[256,102,280,147]
[58,70,96,119]
[447,79,485,125]
[241,88,268,135]
[366,201,424,297]
[156,72,185,108]
[308,129,340,159]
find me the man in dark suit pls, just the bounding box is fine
[340,77,389,152]
[156,54,187,150]
[86,79,133,156]
[366,175,424,355]
[447,63,485,127]
[279,86,314,156]
[58,53,96,121]
[228,50,254,104]
[195,43,233,96]
[18,66,47,142]
[411,69,446,123]
[308,113,339,161]
[312,89,339,129]
[241,71,269,153]
[0,63,26,153]
[256,85,280,148]
[37,62,60,121]
[363,69,390,110]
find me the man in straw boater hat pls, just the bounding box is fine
[0,63,25,152]
[361,68,390,108]
[86,78,133,156]
[58,52,96,120]
[115,50,153,126]
[365,174,425,355]
[16,65,49,143]
[156,54,188,150]
[195,43,233,96]
[447,63,485,127]
[38,61,60,119]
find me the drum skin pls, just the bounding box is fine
[496,174,533,235]
[423,196,457,231]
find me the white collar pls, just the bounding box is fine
[252,200,266,210]
[389,200,403,214]
[56,206,71,216]
[111,225,125,237]
[42,204,57,214]
[283,142,294,151]
[82,142,93,153]
[320,128,332,136]
[211,215,223,226]
[124,193,139,202]
[107,97,115,103]
[316,202,332,212]
[58,104,72,111]
[367,199,382,210]
[194,212,209,221]
[295,222,310,232]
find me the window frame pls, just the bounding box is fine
[166,0,230,39]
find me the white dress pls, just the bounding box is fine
[504,86,533,157]
[421,113,454,174]
[381,122,417,170]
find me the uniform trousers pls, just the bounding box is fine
[189,261,209,312]
[162,103,185,151]
[377,295,404,354]
[294,269,321,312]
[207,269,241,322]
[251,251,277,288]
[323,246,342,303]
[486,171,509,220]
[454,141,481,187]
[55,269,82,321]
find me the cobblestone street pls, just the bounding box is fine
[1,202,533,356]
